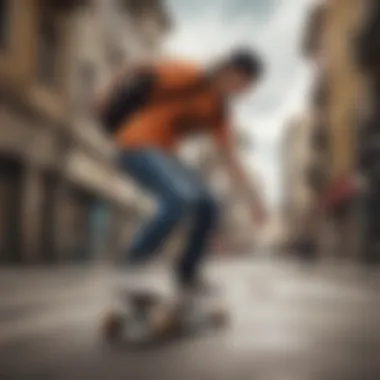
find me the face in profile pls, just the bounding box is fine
[218,67,256,97]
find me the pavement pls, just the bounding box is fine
[0,257,380,380]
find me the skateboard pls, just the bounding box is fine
[101,289,229,347]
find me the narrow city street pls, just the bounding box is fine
[0,258,379,380]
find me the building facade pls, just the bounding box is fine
[355,0,380,264]
[0,0,169,264]
[281,114,321,258]
[301,0,366,260]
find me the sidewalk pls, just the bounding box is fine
[0,257,379,380]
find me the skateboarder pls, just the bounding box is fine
[96,48,268,298]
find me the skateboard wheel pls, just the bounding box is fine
[102,312,125,343]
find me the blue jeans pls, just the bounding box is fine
[119,149,219,286]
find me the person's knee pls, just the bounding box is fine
[162,190,219,225]
[160,192,193,223]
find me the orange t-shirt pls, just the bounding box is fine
[114,61,230,152]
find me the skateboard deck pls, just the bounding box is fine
[101,289,229,347]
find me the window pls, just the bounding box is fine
[121,0,144,16]
[312,125,328,152]
[77,61,96,114]
[121,0,163,18]
[302,4,326,58]
[37,13,60,87]
[121,0,170,31]
[0,0,10,51]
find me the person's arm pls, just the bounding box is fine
[213,123,268,225]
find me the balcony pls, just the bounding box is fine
[307,163,327,194]
[41,0,90,12]
[312,78,330,111]
[302,3,327,59]
[355,0,380,74]
[121,0,171,31]
[311,125,329,152]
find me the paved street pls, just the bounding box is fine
[0,258,380,380]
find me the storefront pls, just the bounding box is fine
[320,176,360,260]
[58,185,96,262]
[39,171,60,263]
[0,156,23,264]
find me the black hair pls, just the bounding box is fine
[223,48,264,79]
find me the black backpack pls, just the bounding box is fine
[99,71,156,135]
[99,70,210,135]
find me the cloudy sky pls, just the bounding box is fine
[163,0,316,208]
